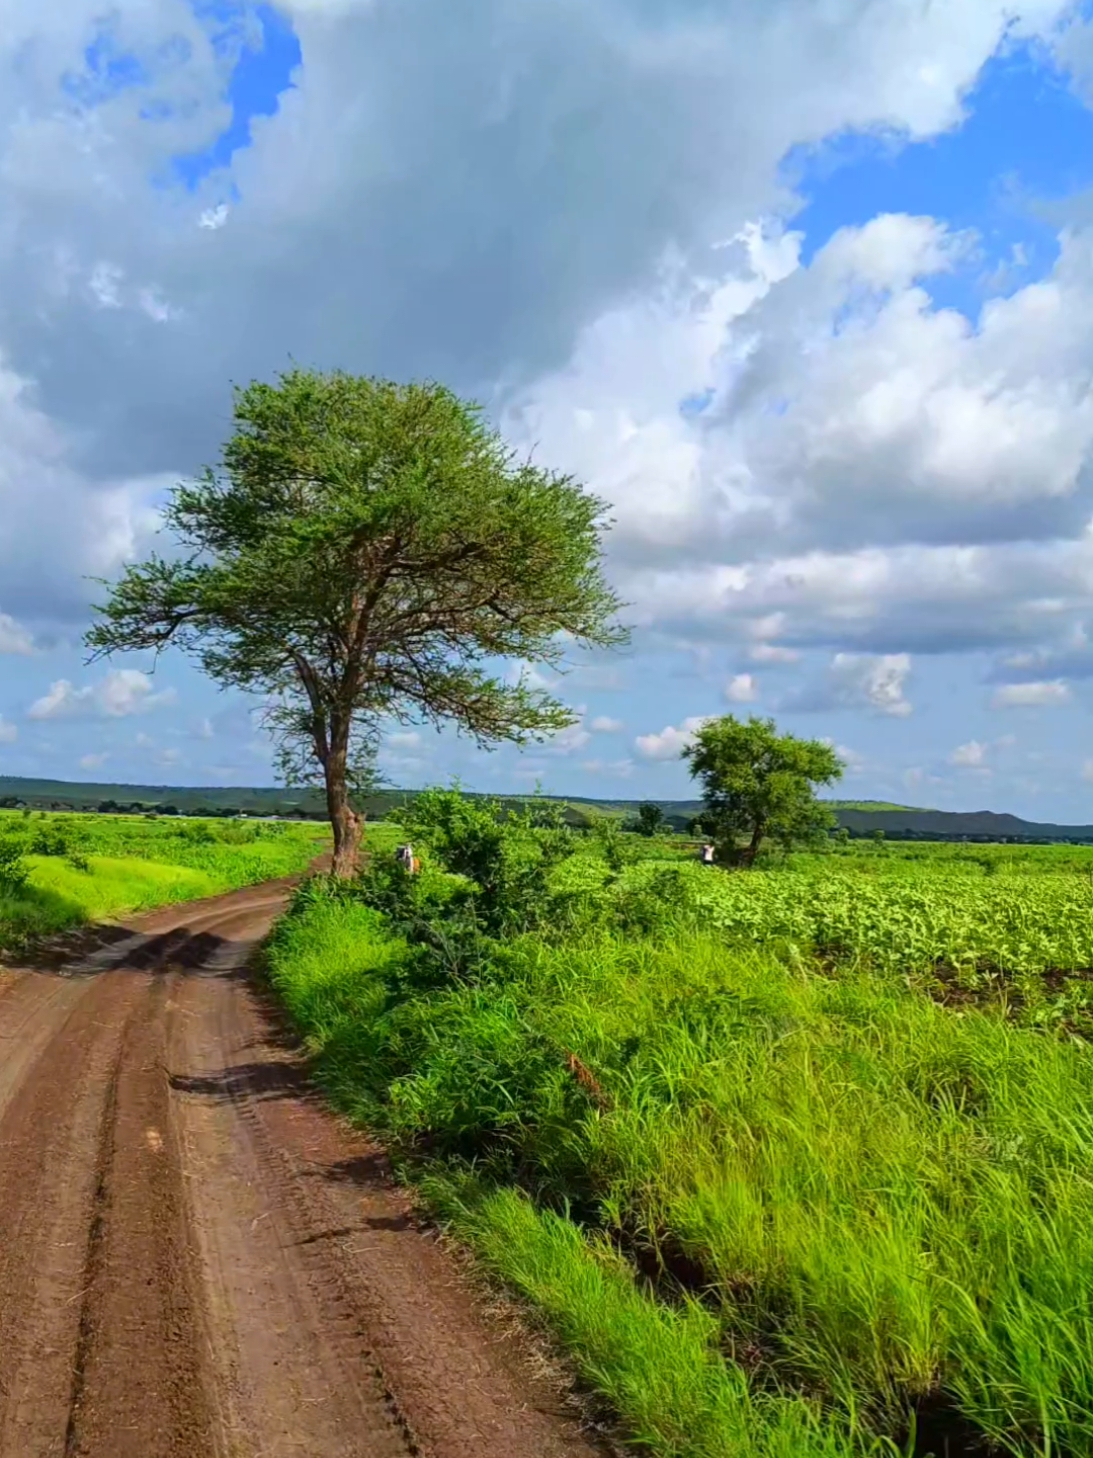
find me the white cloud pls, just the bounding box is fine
[0,612,33,654]
[89,262,124,310]
[949,739,988,767]
[590,716,624,733]
[833,653,912,717]
[387,730,422,750]
[547,721,593,755]
[791,652,912,717]
[750,643,799,664]
[835,743,864,773]
[579,756,635,778]
[991,679,1072,708]
[725,672,758,703]
[635,714,711,761]
[79,752,109,769]
[517,210,1093,669]
[28,680,87,720]
[0,355,165,624]
[0,716,17,744]
[1082,759,1093,783]
[28,669,176,720]
[0,0,1075,640]
[137,287,180,323]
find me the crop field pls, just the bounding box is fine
[0,809,328,953]
[265,810,1093,1458]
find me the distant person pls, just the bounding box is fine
[700,843,715,866]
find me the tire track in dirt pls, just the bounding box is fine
[63,976,213,1458]
[0,881,612,1458]
[0,972,146,1456]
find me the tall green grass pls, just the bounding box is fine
[0,811,326,952]
[266,873,1093,1457]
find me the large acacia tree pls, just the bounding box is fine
[86,370,626,874]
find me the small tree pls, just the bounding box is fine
[682,715,842,867]
[634,801,667,837]
[86,371,625,875]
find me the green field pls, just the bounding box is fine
[0,810,328,953]
[265,815,1093,1458]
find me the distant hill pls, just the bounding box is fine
[830,806,1093,843]
[1,776,1091,842]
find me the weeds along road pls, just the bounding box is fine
[0,879,606,1458]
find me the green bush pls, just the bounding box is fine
[0,836,29,894]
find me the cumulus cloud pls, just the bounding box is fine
[635,715,711,761]
[0,356,165,624]
[0,716,17,744]
[78,751,108,769]
[546,721,593,755]
[0,612,33,654]
[991,679,1072,708]
[590,716,624,733]
[28,669,176,720]
[835,743,864,773]
[725,672,759,703]
[0,0,1078,629]
[791,653,913,716]
[579,756,635,778]
[832,653,912,716]
[750,643,799,664]
[516,209,1093,669]
[949,739,988,767]
[386,730,422,750]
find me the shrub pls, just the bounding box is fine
[0,836,29,894]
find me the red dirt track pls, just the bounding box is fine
[0,881,609,1458]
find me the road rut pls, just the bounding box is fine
[0,881,609,1458]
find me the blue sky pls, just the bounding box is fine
[4,0,1093,818]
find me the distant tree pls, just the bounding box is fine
[633,801,667,837]
[683,715,843,867]
[86,370,626,876]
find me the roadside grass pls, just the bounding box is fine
[0,811,327,953]
[265,851,1093,1458]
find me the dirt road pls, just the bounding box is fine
[0,881,609,1458]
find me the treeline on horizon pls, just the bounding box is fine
[2,777,1093,845]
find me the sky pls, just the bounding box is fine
[5,2,1093,817]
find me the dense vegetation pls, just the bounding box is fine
[265,796,1093,1458]
[0,810,326,953]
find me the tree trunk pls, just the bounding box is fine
[738,821,765,869]
[324,730,362,878]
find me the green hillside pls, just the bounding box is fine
[1,776,1091,842]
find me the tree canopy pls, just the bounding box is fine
[682,715,843,866]
[86,370,626,874]
[632,802,668,837]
